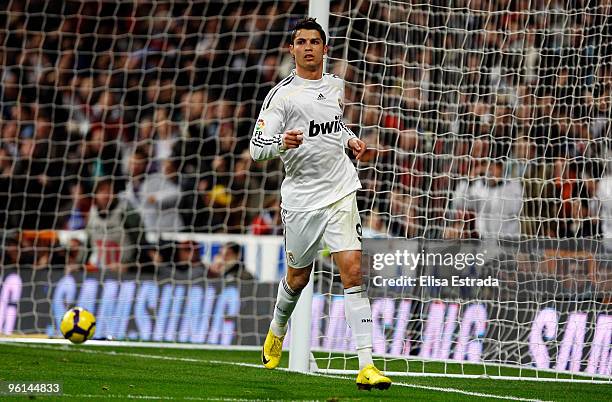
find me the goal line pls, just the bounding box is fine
[2,337,610,384]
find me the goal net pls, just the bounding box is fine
[0,0,610,383]
[315,0,612,381]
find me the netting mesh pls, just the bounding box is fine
[0,0,611,381]
[0,1,610,237]
[309,1,611,378]
[0,1,307,234]
[327,0,611,240]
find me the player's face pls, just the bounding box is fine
[290,29,327,71]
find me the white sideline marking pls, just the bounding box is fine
[318,369,612,383]
[3,341,556,401]
[0,336,260,351]
[5,337,611,383]
[3,337,609,384]
[65,394,175,400]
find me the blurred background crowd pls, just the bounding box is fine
[0,0,611,272]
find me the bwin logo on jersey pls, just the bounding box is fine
[309,115,342,137]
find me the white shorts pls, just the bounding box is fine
[281,192,362,268]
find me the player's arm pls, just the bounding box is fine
[339,83,365,159]
[250,95,301,161]
[340,118,357,148]
[340,119,365,160]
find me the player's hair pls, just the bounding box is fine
[290,17,327,45]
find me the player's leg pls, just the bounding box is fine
[262,208,324,369]
[333,250,390,389]
[262,264,312,369]
[333,249,373,368]
[269,264,312,338]
[325,193,391,390]
[325,194,374,370]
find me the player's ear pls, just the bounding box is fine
[289,44,295,57]
[323,44,328,55]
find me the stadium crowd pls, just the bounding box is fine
[0,1,611,272]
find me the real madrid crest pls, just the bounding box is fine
[287,251,296,265]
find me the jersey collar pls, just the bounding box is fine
[291,69,324,85]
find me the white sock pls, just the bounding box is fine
[269,276,301,337]
[344,285,374,369]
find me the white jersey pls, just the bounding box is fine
[250,70,361,211]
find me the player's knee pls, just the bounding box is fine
[335,251,363,288]
[285,269,310,291]
[342,269,362,288]
[343,260,363,288]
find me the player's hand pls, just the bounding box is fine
[282,129,304,149]
[348,138,366,160]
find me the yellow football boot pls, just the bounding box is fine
[261,329,284,369]
[356,364,392,390]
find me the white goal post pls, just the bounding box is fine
[287,0,330,374]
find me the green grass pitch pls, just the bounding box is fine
[0,342,610,401]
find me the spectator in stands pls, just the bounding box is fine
[567,197,601,238]
[229,149,260,232]
[123,146,150,210]
[86,178,151,273]
[590,82,611,140]
[207,242,253,280]
[453,147,524,239]
[0,145,12,226]
[0,235,20,268]
[20,231,67,270]
[64,238,93,274]
[195,17,220,64]
[208,154,234,231]
[388,191,420,238]
[138,158,185,233]
[596,170,612,243]
[171,240,207,276]
[0,69,19,118]
[1,119,18,157]
[0,142,13,175]
[79,123,124,190]
[8,137,63,229]
[63,75,93,137]
[121,115,156,174]
[65,182,92,230]
[153,107,179,164]
[91,89,124,140]
[250,196,281,235]
[180,90,208,132]
[550,157,595,238]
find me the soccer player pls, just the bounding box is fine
[250,18,391,390]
